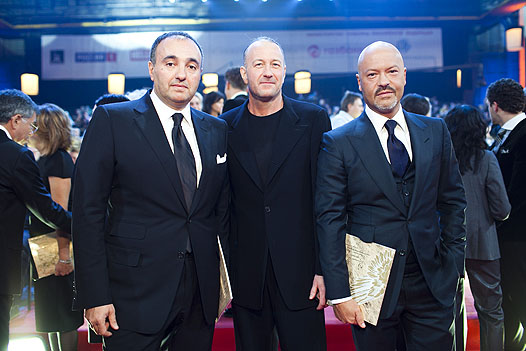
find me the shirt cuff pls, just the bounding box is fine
[327,296,353,306]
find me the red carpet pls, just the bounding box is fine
[9,279,480,350]
[10,307,479,351]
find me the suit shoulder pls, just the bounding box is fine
[285,96,327,115]
[199,111,228,128]
[96,99,136,113]
[219,105,241,126]
[325,117,358,139]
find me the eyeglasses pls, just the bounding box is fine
[30,122,39,134]
[19,116,38,135]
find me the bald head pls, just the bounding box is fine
[243,37,285,67]
[357,41,404,73]
[356,41,407,118]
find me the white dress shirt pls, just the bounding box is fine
[329,104,412,306]
[0,125,12,140]
[499,112,526,145]
[365,105,413,163]
[330,110,354,130]
[150,90,202,187]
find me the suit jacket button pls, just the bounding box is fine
[178,252,185,259]
[399,249,406,256]
[265,206,271,213]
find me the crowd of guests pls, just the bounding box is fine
[1,31,525,351]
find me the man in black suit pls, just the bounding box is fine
[315,41,466,350]
[72,32,229,351]
[223,66,248,113]
[0,89,71,351]
[220,37,330,350]
[486,78,526,351]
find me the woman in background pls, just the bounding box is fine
[203,91,225,117]
[29,103,83,351]
[445,105,511,351]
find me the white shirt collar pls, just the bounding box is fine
[501,112,526,131]
[150,89,192,125]
[365,105,408,135]
[0,125,12,140]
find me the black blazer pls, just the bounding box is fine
[220,96,331,310]
[0,130,71,295]
[315,111,466,318]
[495,118,526,240]
[72,93,229,333]
[223,94,248,113]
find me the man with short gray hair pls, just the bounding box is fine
[221,37,330,350]
[0,89,71,351]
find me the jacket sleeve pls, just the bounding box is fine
[485,152,511,221]
[315,132,351,299]
[12,148,71,232]
[72,106,115,310]
[311,108,332,276]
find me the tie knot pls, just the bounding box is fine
[385,119,398,135]
[172,113,184,127]
[497,127,507,139]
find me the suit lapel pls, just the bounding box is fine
[405,112,432,216]
[499,118,526,154]
[132,94,187,211]
[227,106,264,191]
[266,97,308,185]
[348,114,406,215]
[189,109,211,215]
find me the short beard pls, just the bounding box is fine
[373,98,398,113]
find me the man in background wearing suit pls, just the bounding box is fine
[0,89,72,351]
[316,41,466,350]
[486,78,526,351]
[72,32,229,351]
[220,37,330,350]
[223,66,248,113]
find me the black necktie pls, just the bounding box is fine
[491,128,507,153]
[171,113,196,210]
[385,119,409,177]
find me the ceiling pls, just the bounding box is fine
[0,0,523,33]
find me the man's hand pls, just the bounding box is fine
[332,299,366,328]
[54,261,73,276]
[85,304,119,337]
[309,274,327,310]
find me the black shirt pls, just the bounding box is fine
[246,108,282,185]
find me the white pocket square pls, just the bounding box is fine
[216,153,227,164]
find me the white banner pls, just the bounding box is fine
[42,28,442,80]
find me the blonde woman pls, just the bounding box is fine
[29,103,83,351]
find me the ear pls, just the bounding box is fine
[356,73,362,92]
[148,61,155,82]
[403,67,407,86]
[240,66,248,85]
[490,101,498,112]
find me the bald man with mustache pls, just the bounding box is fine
[315,41,466,350]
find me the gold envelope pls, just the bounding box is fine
[345,234,396,326]
[28,232,73,280]
[217,235,233,322]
